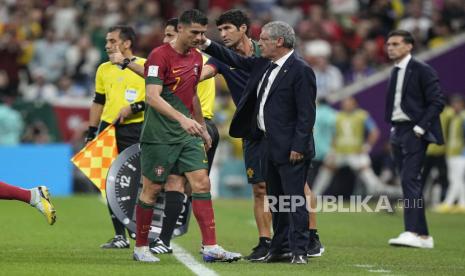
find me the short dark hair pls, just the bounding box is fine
[108,25,136,49]
[179,9,208,26]
[387,30,415,46]
[216,9,250,35]
[166,18,179,30]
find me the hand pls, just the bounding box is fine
[113,105,132,124]
[108,48,125,65]
[180,116,203,136]
[84,126,98,144]
[289,151,304,164]
[201,127,212,152]
[413,125,425,138]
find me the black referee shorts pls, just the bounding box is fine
[99,121,142,153]
[205,118,219,174]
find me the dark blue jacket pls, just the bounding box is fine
[385,58,445,144]
[204,41,317,164]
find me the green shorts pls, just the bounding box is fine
[141,137,209,183]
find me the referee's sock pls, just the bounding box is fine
[107,204,127,238]
[159,191,185,246]
[192,192,217,246]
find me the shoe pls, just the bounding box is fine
[433,203,453,214]
[133,246,160,262]
[31,186,56,225]
[150,238,173,254]
[202,245,242,263]
[263,252,293,263]
[100,235,130,249]
[307,235,325,257]
[291,254,308,264]
[388,232,422,248]
[420,236,434,249]
[246,240,271,261]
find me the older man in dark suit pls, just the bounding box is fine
[202,21,316,263]
[385,30,445,249]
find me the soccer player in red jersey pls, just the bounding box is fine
[132,9,241,263]
[0,181,56,225]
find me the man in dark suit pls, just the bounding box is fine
[385,30,445,249]
[202,21,316,263]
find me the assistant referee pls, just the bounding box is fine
[86,25,146,249]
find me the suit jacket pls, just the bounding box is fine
[204,41,316,164]
[385,58,445,144]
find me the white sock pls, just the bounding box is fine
[313,168,333,195]
[203,244,218,250]
[29,188,39,206]
[359,169,383,195]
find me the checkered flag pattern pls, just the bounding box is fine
[71,125,118,196]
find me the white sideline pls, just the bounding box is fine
[171,242,218,276]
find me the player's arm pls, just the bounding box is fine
[108,50,145,77]
[364,116,380,152]
[192,92,212,150]
[86,65,105,143]
[86,93,104,142]
[146,84,203,136]
[199,64,217,82]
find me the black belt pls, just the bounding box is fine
[392,121,413,127]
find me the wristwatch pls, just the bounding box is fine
[121,58,131,69]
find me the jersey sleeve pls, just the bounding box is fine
[144,48,168,86]
[206,57,221,74]
[95,64,105,95]
[364,116,377,132]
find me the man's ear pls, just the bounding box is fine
[276,37,284,47]
[123,39,131,50]
[239,24,248,34]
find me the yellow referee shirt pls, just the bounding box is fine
[197,54,215,120]
[95,56,146,124]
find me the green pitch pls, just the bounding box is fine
[1,196,464,275]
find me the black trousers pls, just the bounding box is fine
[390,123,429,235]
[263,144,310,255]
[205,118,219,173]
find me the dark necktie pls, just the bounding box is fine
[257,63,278,105]
[387,66,400,119]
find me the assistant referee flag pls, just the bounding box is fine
[71,125,118,196]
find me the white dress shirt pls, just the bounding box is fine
[391,54,412,122]
[257,50,294,132]
[391,54,425,136]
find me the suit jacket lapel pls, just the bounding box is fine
[266,54,295,101]
[401,59,413,99]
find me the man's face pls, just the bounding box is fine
[163,25,178,43]
[258,29,278,59]
[386,35,412,62]
[217,23,245,48]
[105,31,127,55]
[177,23,208,48]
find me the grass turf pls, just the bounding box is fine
[1,195,464,275]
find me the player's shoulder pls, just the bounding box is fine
[147,44,171,60]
